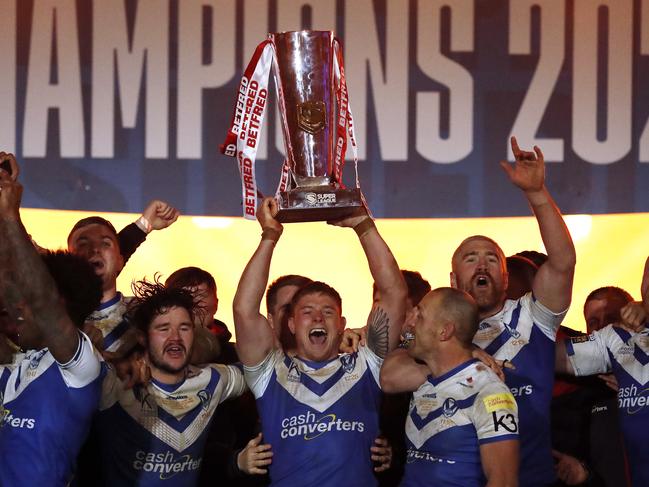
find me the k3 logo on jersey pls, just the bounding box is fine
[492,412,518,433]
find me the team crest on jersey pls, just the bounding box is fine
[442,398,458,417]
[504,322,521,339]
[197,389,211,410]
[28,350,47,369]
[340,354,357,374]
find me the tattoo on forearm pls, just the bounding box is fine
[366,307,390,359]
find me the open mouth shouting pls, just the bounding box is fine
[164,342,186,359]
[308,328,328,345]
[88,258,105,275]
[473,274,492,290]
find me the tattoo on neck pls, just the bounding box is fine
[366,307,389,358]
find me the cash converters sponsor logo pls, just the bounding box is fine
[406,448,456,465]
[280,411,365,440]
[133,450,201,480]
[1,410,35,429]
[510,385,533,398]
[618,384,649,414]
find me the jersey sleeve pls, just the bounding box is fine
[565,329,611,376]
[57,331,103,389]
[358,344,383,386]
[473,382,519,445]
[99,364,122,410]
[523,293,567,341]
[210,363,248,403]
[243,349,283,399]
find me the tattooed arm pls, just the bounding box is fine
[0,155,80,363]
[329,210,407,358]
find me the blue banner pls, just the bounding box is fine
[3,0,648,217]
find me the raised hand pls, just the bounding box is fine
[257,197,283,233]
[0,162,23,222]
[500,136,545,194]
[142,200,180,231]
[0,152,20,181]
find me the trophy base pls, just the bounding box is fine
[276,187,364,223]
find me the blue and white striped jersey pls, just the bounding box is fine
[0,332,104,486]
[566,325,649,487]
[96,363,246,486]
[244,346,383,487]
[85,292,131,352]
[472,292,565,487]
[402,359,518,487]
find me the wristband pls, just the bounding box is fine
[261,228,282,242]
[353,217,376,238]
[135,215,153,234]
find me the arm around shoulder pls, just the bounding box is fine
[380,348,429,393]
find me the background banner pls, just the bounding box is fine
[3,0,648,217]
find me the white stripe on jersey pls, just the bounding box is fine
[244,346,382,413]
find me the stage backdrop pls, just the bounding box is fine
[2,0,648,218]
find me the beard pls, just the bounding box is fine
[459,274,505,314]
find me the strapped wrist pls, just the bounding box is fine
[135,215,152,234]
[353,217,376,238]
[261,227,282,243]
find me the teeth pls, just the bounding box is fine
[477,276,488,285]
[309,328,326,337]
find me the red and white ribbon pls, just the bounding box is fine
[220,40,274,219]
[333,38,361,190]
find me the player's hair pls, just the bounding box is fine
[514,250,548,268]
[505,255,538,300]
[373,269,431,306]
[165,266,217,293]
[584,286,633,316]
[452,235,506,271]
[289,281,342,315]
[67,216,119,247]
[267,274,313,314]
[128,277,196,333]
[431,287,479,347]
[41,250,103,328]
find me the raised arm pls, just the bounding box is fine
[379,348,429,393]
[501,137,575,313]
[330,211,407,358]
[232,198,281,365]
[118,200,180,265]
[642,256,649,315]
[0,154,79,363]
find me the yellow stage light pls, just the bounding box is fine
[21,208,648,337]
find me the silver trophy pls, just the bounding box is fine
[270,30,363,223]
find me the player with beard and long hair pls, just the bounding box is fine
[449,137,576,487]
[94,279,247,486]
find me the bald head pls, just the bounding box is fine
[420,287,480,347]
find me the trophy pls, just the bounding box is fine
[221,30,364,222]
